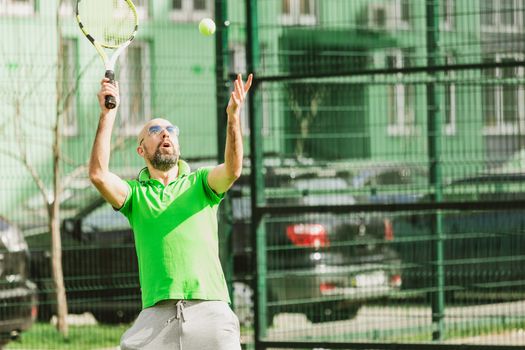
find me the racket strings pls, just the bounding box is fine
[77,0,137,48]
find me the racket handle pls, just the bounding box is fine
[104,70,117,109]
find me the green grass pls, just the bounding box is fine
[6,317,524,349]
[5,322,130,350]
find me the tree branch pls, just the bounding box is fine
[0,147,52,206]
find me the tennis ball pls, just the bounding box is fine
[199,18,216,36]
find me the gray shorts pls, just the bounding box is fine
[120,300,241,350]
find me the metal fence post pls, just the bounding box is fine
[215,0,235,304]
[426,0,446,341]
[245,0,266,348]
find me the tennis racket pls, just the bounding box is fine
[76,0,139,109]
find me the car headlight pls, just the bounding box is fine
[0,219,28,252]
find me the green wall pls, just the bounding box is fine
[0,0,498,225]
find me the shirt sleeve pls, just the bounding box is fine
[117,180,134,217]
[198,167,225,205]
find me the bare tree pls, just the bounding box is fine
[0,3,70,338]
[0,34,71,340]
[0,0,126,339]
[288,83,326,158]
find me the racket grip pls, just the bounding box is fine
[104,70,117,109]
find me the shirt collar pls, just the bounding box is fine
[137,160,191,183]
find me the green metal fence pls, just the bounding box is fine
[1,0,525,349]
[231,0,525,349]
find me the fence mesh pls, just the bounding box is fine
[1,0,525,349]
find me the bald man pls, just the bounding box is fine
[89,74,252,350]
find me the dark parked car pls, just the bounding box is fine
[26,159,409,325]
[230,165,403,324]
[25,203,140,324]
[392,171,525,300]
[348,163,428,204]
[0,217,37,347]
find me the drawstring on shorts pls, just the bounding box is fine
[165,300,186,350]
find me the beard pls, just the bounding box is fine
[145,144,179,171]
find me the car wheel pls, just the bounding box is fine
[233,282,277,327]
[306,303,360,323]
[37,303,54,322]
[34,280,55,322]
[233,282,253,327]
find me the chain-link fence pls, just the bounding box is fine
[233,0,525,349]
[1,1,525,349]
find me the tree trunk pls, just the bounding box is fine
[49,202,69,338]
[50,118,69,338]
[52,35,68,334]
[52,6,69,338]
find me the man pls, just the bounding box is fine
[89,73,253,350]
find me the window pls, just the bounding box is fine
[171,0,212,22]
[388,0,411,29]
[480,0,495,26]
[481,0,522,32]
[482,58,497,128]
[59,0,73,16]
[386,50,415,136]
[59,39,78,136]
[444,54,456,135]
[0,0,34,15]
[501,60,520,125]
[133,0,148,20]
[367,0,410,30]
[483,55,525,134]
[281,0,316,26]
[398,0,410,26]
[60,0,146,18]
[117,41,151,135]
[368,3,388,29]
[440,0,454,30]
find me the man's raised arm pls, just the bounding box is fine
[89,78,129,209]
[208,74,253,194]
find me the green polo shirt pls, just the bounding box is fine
[119,160,229,308]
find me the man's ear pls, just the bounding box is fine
[136,145,144,157]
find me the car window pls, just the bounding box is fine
[293,177,355,205]
[375,170,403,185]
[351,169,375,188]
[445,174,525,200]
[406,169,429,186]
[82,203,131,232]
[354,167,428,187]
[0,219,9,231]
[294,177,347,191]
[232,196,251,220]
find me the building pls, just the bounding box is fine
[0,0,524,226]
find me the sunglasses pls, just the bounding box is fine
[139,125,179,145]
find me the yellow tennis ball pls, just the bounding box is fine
[199,18,216,36]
